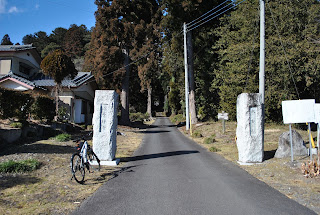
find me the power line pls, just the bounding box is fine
[187,0,247,32]
[86,0,245,85]
[186,0,232,29]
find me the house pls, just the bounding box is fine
[0,44,97,124]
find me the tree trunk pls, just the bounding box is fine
[187,30,197,124]
[54,84,60,122]
[147,86,152,118]
[120,47,130,125]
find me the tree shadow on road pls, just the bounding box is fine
[121,150,199,162]
[136,130,171,134]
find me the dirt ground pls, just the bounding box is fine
[1,119,320,214]
[0,123,147,215]
[185,121,320,214]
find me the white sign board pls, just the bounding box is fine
[282,99,315,124]
[218,112,229,120]
[314,104,320,123]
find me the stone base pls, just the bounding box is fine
[237,161,263,166]
[89,158,120,166]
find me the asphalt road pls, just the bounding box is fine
[73,117,316,215]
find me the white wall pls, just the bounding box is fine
[0,80,29,91]
[74,99,85,124]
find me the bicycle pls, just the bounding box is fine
[70,132,100,184]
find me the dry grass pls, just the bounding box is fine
[184,121,320,214]
[0,125,146,215]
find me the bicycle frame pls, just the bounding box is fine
[79,141,89,164]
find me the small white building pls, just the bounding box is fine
[0,44,97,124]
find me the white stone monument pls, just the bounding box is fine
[236,93,264,164]
[92,90,119,166]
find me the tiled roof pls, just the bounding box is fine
[0,71,94,90]
[0,72,39,90]
[33,72,94,88]
[0,44,35,52]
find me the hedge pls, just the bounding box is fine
[0,88,55,122]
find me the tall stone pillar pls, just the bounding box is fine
[236,93,264,163]
[92,90,119,165]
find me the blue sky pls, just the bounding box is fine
[0,0,97,44]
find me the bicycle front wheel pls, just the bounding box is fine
[71,153,85,184]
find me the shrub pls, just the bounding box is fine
[87,125,93,130]
[0,88,34,121]
[31,95,55,121]
[170,114,185,125]
[55,133,71,142]
[209,146,221,152]
[0,159,41,173]
[191,130,202,138]
[204,134,216,144]
[130,112,149,122]
[197,106,206,121]
[10,122,23,128]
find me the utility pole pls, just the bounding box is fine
[184,22,190,130]
[259,0,265,143]
[259,0,265,103]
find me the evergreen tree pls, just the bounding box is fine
[86,0,161,124]
[50,27,68,45]
[22,31,50,53]
[135,1,162,118]
[1,34,13,45]
[161,0,227,121]
[40,49,78,120]
[63,24,90,58]
[213,0,320,121]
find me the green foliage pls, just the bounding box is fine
[1,34,13,45]
[58,106,68,121]
[168,81,181,114]
[55,133,71,142]
[10,122,23,128]
[204,134,216,144]
[22,31,50,54]
[31,95,55,121]
[197,106,206,121]
[170,114,185,125]
[0,88,34,121]
[0,159,41,173]
[209,146,221,152]
[191,130,202,138]
[41,42,61,58]
[129,112,149,122]
[214,0,320,121]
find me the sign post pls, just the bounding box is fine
[282,99,315,162]
[218,111,229,134]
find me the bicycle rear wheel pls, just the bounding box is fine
[88,151,100,171]
[71,153,85,184]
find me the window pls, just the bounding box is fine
[0,59,11,75]
[19,62,32,76]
